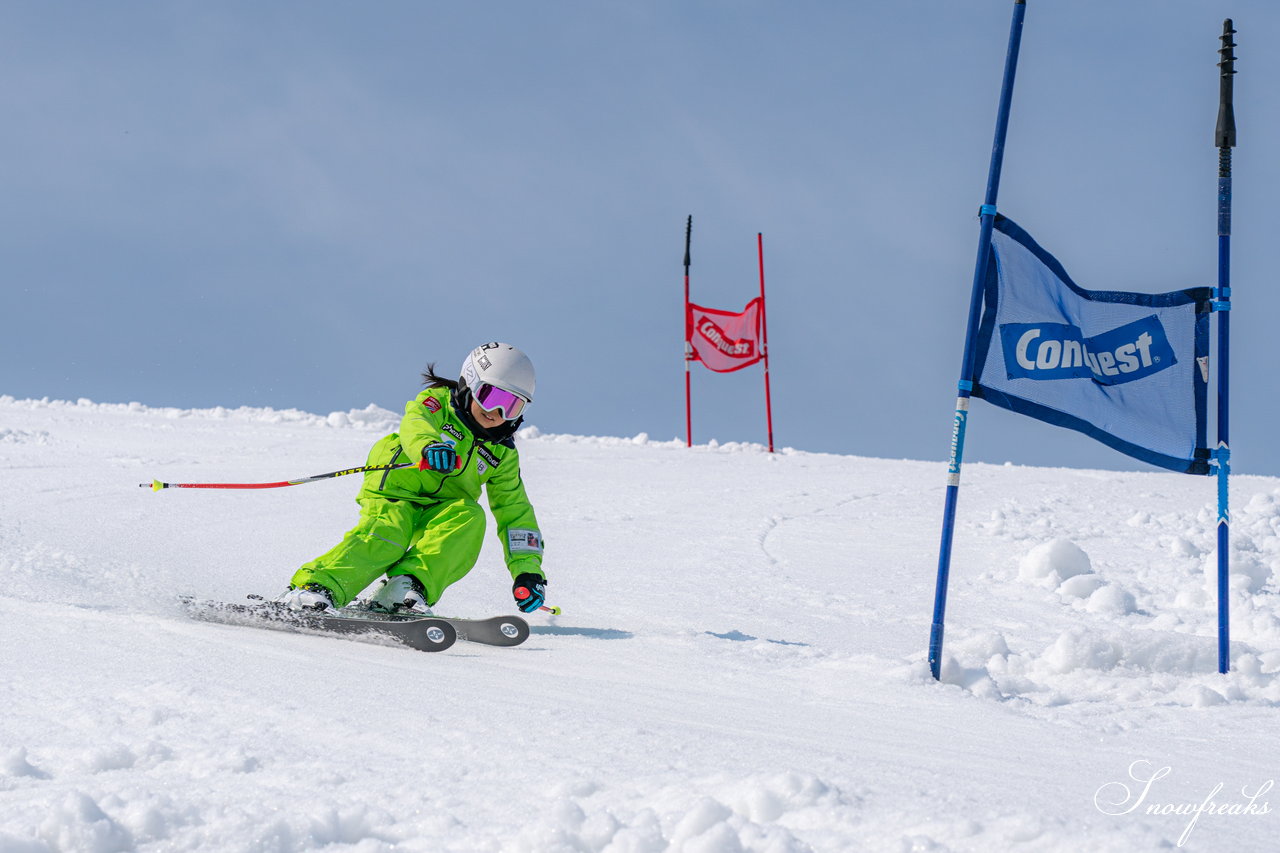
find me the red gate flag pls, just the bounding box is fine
[686,297,764,373]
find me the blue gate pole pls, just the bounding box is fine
[928,0,1028,681]
[1214,20,1236,675]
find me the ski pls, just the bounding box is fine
[397,613,529,647]
[344,603,530,647]
[178,596,457,653]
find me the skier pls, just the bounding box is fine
[276,343,547,616]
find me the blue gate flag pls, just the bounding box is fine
[972,216,1213,474]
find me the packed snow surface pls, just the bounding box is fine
[2,396,1279,852]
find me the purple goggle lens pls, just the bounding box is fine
[474,383,527,419]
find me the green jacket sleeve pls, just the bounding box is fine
[399,390,447,465]
[484,447,545,581]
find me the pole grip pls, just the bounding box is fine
[1216,19,1237,149]
[683,215,693,270]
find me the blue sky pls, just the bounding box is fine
[5,1,1278,476]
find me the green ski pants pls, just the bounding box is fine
[290,497,486,607]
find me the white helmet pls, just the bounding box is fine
[459,343,536,409]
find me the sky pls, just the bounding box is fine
[4,0,1279,477]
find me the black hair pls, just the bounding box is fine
[421,362,458,390]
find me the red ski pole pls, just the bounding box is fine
[142,462,417,491]
[142,455,460,492]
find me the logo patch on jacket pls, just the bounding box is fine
[508,529,543,553]
[476,446,501,469]
[442,423,464,442]
[423,398,441,413]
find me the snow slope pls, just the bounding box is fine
[2,396,1278,852]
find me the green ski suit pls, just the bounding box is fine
[290,387,544,607]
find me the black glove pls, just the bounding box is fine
[419,441,457,472]
[512,572,547,613]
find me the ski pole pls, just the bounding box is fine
[538,605,562,615]
[142,446,471,491]
[145,458,414,491]
[143,461,418,491]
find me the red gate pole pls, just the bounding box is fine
[757,232,775,453]
[684,216,694,448]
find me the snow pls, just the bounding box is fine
[1,395,1278,852]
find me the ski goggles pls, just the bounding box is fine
[474,383,528,419]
